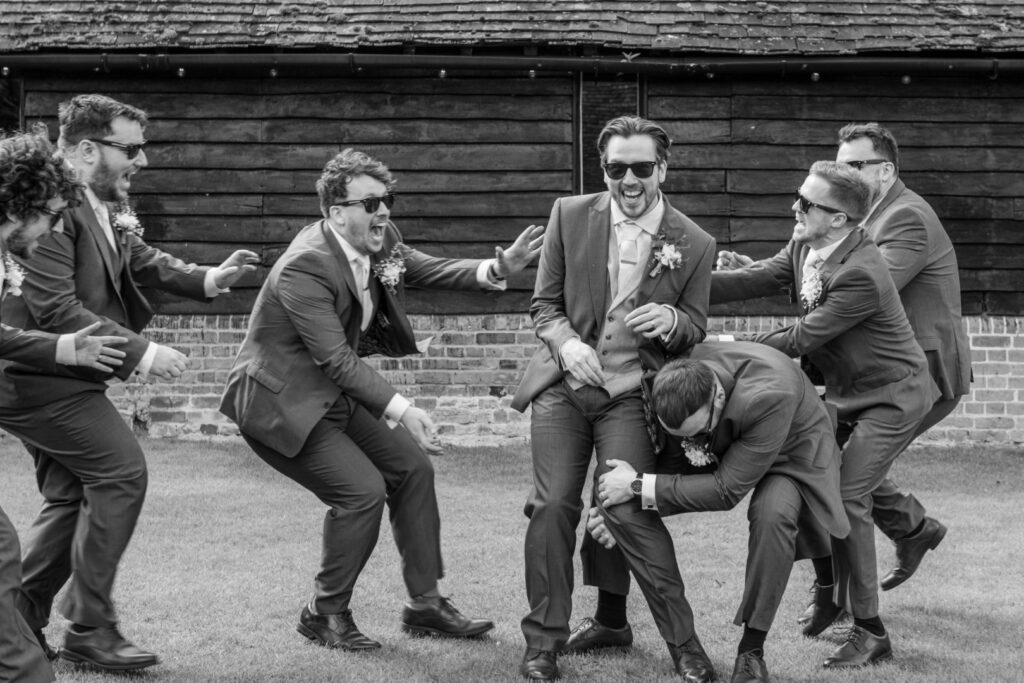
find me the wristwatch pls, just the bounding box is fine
[629,474,643,496]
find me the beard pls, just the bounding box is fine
[90,155,128,203]
[5,224,38,259]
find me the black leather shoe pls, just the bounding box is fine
[33,630,58,662]
[797,581,849,626]
[401,597,494,638]
[731,650,769,683]
[880,517,947,591]
[60,624,159,671]
[561,616,633,654]
[668,634,715,683]
[822,625,892,668]
[297,603,381,650]
[520,649,560,680]
[800,583,848,638]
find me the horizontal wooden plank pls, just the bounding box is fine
[958,270,1023,291]
[727,170,1024,197]
[263,192,562,217]
[730,119,1024,148]
[26,91,573,120]
[661,120,732,144]
[719,78,1024,99]
[961,293,984,316]
[985,292,1024,315]
[732,95,1024,123]
[646,97,733,119]
[954,245,1024,269]
[710,296,799,317]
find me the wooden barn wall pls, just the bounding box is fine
[22,76,575,315]
[647,76,1024,317]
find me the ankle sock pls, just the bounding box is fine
[812,557,834,587]
[854,616,885,637]
[594,590,628,629]
[737,626,766,656]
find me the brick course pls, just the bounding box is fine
[102,314,1023,447]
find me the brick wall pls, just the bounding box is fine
[109,314,1024,447]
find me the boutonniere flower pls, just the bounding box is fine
[648,233,686,277]
[2,251,25,297]
[373,243,407,295]
[111,203,143,243]
[800,270,824,310]
[679,437,717,468]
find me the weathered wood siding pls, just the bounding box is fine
[648,76,1024,316]
[23,76,575,314]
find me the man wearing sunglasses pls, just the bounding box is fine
[707,161,938,669]
[0,94,259,672]
[221,148,543,652]
[719,123,970,620]
[512,116,716,681]
[587,342,849,683]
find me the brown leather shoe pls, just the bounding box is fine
[731,650,769,683]
[401,597,494,638]
[60,624,159,671]
[33,630,58,662]
[880,517,947,591]
[800,582,848,637]
[520,649,560,680]
[297,603,381,650]
[561,616,633,654]
[822,625,893,668]
[668,634,715,683]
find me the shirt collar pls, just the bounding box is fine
[610,193,665,237]
[808,231,851,266]
[83,185,107,220]
[325,220,369,267]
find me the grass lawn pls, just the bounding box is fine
[2,437,1022,682]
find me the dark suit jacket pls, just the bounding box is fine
[220,219,488,458]
[511,192,716,411]
[0,191,211,407]
[711,228,937,415]
[653,341,849,539]
[0,303,57,373]
[864,180,971,399]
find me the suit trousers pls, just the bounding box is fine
[868,395,962,540]
[0,506,54,683]
[243,396,443,614]
[0,389,147,630]
[522,382,694,651]
[831,376,932,619]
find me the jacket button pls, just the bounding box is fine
[607,314,614,322]
[605,334,612,340]
[323,401,331,408]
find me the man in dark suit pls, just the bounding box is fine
[511,116,717,681]
[710,161,939,668]
[0,95,258,672]
[0,128,128,682]
[220,148,543,651]
[718,123,970,604]
[587,342,849,683]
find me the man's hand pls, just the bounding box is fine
[586,507,616,549]
[213,249,261,289]
[149,344,190,381]
[400,405,444,455]
[559,338,605,387]
[493,224,545,277]
[597,459,638,507]
[71,322,127,372]
[625,303,675,339]
[716,250,753,271]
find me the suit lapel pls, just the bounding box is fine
[320,220,363,304]
[79,203,123,292]
[817,228,865,284]
[863,179,906,229]
[587,195,612,320]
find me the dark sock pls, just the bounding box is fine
[854,616,885,637]
[737,626,767,656]
[907,520,926,537]
[71,624,96,633]
[812,556,834,587]
[594,590,628,629]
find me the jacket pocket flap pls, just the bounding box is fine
[246,362,285,393]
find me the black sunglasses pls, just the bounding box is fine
[602,161,658,180]
[35,205,64,229]
[845,159,888,170]
[795,192,845,216]
[87,138,147,160]
[334,194,397,214]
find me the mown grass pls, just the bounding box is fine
[2,437,1022,682]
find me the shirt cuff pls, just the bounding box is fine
[640,474,658,511]
[659,305,679,344]
[204,268,230,297]
[384,393,412,428]
[55,334,77,365]
[719,334,736,342]
[135,342,159,378]
[477,259,507,291]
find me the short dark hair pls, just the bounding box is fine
[597,116,671,164]
[837,122,900,174]
[651,358,715,430]
[57,94,149,149]
[809,160,871,223]
[315,148,395,217]
[0,124,82,221]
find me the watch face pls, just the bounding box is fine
[629,477,643,495]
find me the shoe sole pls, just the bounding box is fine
[59,649,159,671]
[297,623,381,650]
[401,622,494,638]
[561,640,634,655]
[881,524,947,591]
[823,650,894,668]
